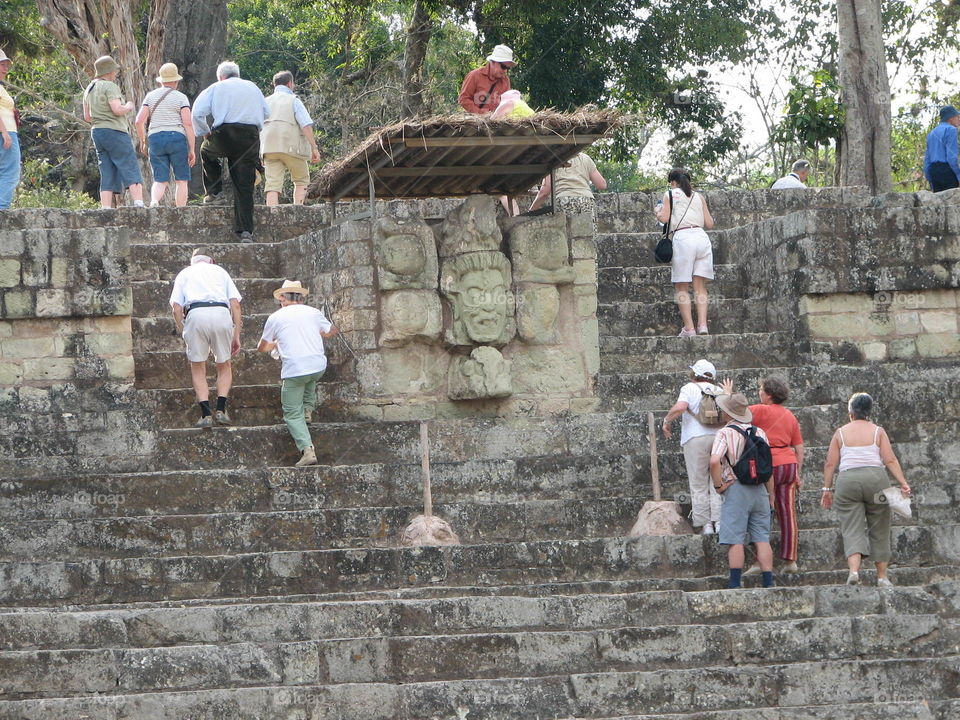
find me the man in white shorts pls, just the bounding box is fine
[169,248,243,428]
[258,280,338,467]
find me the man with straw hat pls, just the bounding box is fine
[258,280,338,467]
[169,248,243,428]
[458,44,515,114]
[135,62,195,207]
[709,392,776,589]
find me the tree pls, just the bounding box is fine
[836,0,892,192]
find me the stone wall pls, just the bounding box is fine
[0,225,151,480]
[287,196,600,420]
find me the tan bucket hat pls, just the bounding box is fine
[716,393,753,424]
[156,62,183,83]
[94,55,119,76]
[273,279,310,300]
[486,44,516,66]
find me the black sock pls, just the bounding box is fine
[216,396,228,412]
[729,568,742,589]
[199,400,211,417]
[762,571,775,588]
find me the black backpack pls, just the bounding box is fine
[727,425,773,485]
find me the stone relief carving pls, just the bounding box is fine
[379,290,442,347]
[440,250,516,346]
[373,217,438,290]
[448,346,512,399]
[439,195,502,257]
[516,285,560,344]
[504,212,574,284]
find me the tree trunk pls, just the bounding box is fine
[836,0,892,193]
[400,0,433,119]
[156,0,228,103]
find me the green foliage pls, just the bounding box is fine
[593,157,663,193]
[775,70,844,151]
[14,159,98,210]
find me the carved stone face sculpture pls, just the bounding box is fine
[440,251,515,346]
[379,290,442,347]
[504,212,574,284]
[517,285,560,344]
[373,217,438,290]
[448,346,512,400]
[439,195,502,257]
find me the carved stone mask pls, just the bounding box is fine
[441,250,515,346]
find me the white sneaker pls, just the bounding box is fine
[877,577,894,588]
[701,522,716,536]
[743,563,762,577]
[846,571,860,586]
[781,562,800,574]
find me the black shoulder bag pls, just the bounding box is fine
[654,191,674,263]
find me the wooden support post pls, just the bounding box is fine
[368,168,377,220]
[549,169,557,213]
[420,421,432,517]
[329,198,336,223]
[648,412,661,501]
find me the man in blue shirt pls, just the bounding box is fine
[923,105,960,193]
[192,61,270,241]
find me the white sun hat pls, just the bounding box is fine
[486,44,516,65]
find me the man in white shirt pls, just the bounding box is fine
[169,248,243,428]
[258,280,338,467]
[771,159,811,189]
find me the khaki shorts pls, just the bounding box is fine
[263,152,310,192]
[183,306,234,363]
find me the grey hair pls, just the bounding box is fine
[848,392,873,420]
[792,159,811,172]
[217,61,240,80]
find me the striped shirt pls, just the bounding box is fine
[141,88,190,136]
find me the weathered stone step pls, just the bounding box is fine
[604,701,946,720]
[597,264,743,305]
[599,332,796,373]
[131,241,283,281]
[0,656,955,718]
[596,231,729,269]
[1,525,957,606]
[0,495,644,560]
[132,277,287,317]
[2,612,955,701]
[598,298,768,336]
[3,581,952,652]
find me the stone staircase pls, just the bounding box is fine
[2,194,959,718]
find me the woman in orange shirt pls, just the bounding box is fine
[725,376,804,572]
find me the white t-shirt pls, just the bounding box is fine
[169,262,241,308]
[678,380,722,445]
[665,189,706,229]
[142,88,191,136]
[261,304,333,379]
[771,173,806,189]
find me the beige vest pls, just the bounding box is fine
[261,92,309,158]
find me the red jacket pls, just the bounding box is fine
[458,65,511,114]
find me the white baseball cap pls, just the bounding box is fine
[0,50,12,64]
[689,359,717,379]
[486,44,515,66]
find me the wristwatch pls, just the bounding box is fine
[821,487,834,492]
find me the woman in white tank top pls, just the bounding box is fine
[821,393,911,587]
[654,168,715,337]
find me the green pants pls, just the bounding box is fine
[835,466,893,562]
[281,371,322,450]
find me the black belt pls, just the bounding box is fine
[185,301,228,316]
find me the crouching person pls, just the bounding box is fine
[258,280,338,467]
[710,392,776,589]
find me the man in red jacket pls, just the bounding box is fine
[458,45,516,114]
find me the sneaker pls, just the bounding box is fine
[877,577,894,588]
[238,231,254,243]
[846,571,860,586]
[678,327,697,338]
[781,562,800,574]
[743,563,762,577]
[701,522,715,536]
[203,193,225,205]
[697,325,709,335]
[295,446,318,467]
[194,416,213,429]
[215,410,232,426]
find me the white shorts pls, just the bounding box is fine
[670,227,714,283]
[183,306,234,363]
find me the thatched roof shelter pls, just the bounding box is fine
[308,110,624,202]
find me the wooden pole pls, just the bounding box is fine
[420,421,432,516]
[648,412,661,501]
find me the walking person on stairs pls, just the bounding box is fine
[662,359,725,535]
[169,248,243,427]
[655,168,714,336]
[258,280,338,467]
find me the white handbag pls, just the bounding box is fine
[882,487,912,519]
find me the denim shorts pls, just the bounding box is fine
[91,128,143,192]
[718,480,771,546]
[149,131,191,182]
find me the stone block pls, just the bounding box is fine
[503,212,574,285]
[106,355,136,380]
[860,342,887,362]
[799,295,832,315]
[580,317,600,375]
[1,335,55,359]
[893,311,921,335]
[373,217,438,291]
[567,209,596,239]
[571,237,597,259]
[448,346,512,400]
[50,256,69,287]
[379,290,442,347]
[516,285,560,345]
[0,259,20,288]
[439,196,502,257]
[888,338,917,360]
[84,331,134,357]
[351,404,384,420]
[576,293,598,317]
[0,230,25,255]
[510,347,586,395]
[3,289,34,318]
[22,357,76,381]
[377,345,449,396]
[916,333,960,358]
[919,310,958,334]
[36,289,70,317]
[382,404,436,421]
[574,259,597,285]
[0,359,23,385]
